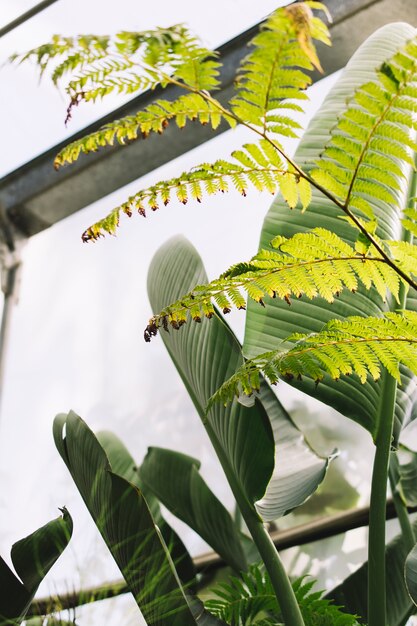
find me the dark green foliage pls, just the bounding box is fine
[205,565,359,626]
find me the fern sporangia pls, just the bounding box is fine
[143,228,405,340]
[209,311,417,407]
[311,38,417,223]
[205,564,359,626]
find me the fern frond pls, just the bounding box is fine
[385,240,417,279]
[402,202,417,237]
[230,3,330,138]
[211,311,417,406]
[312,37,417,221]
[205,565,358,626]
[13,25,221,107]
[54,94,235,168]
[143,228,405,339]
[81,140,312,241]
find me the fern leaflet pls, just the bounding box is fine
[144,228,404,340]
[312,37,417,222]
[81,140,312,241]
[13,25,221,108]
[205,564,359,625]
[54,94,235,168]
[230,3,330,138]
[210,311,417,406]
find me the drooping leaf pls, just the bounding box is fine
[139,447,247,573]
[53,411,197,626]
[147,236,330,523]
[0,510,73,626]
[243,22,417,443]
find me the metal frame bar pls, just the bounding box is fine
[0,0,60,39]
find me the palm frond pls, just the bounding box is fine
[205,564,358,626]
[311,37,417,222]
[81,140,311,241]
[144,228,403,339]
[230,3,330,139]
[210,311,417,406]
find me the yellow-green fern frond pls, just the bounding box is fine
[230,3,330,137]
[143,228,403,341]
[13,25,221,108]
[210,311,417,406]
[385,240,417,279]
[81,140,311,241]
[312,37,417,221]
[402,204,417,238]
[54,94,235,168]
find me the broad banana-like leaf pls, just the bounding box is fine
[147,236,329,524]
[328,519,417,625]
[53,411,197,626]
[243,22,417,443]
[96,430,196,585]
[405,542,417,608]
[140,447,247,573]
[0,509,73,626]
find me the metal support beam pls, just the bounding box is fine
[0,0,416,242]
[0,0,60,39]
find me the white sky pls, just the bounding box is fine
[0,3,377,625]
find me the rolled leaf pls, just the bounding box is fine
[147,236,329,523]
[0,509,73,626]
[139,447,246,572]
[243,22,417,443]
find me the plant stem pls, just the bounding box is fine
[368,373,397,626]
[388,458,416,550]
[203,420,305,626]
[244,511,306,626]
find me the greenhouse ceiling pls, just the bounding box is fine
[0,0,416,244]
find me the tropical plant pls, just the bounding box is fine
[8,3,417,626]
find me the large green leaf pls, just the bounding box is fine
[147,236,329,523]
[243,22,417,442]
[140,447,247,573]
[53,411,196,626]
[0,510,73,626]
[96,430,196,585]
[328,518,417,625]
[405,542,417,608]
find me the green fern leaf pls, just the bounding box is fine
[13,25,221,111]
[82,140,316,240]
[312,37,417,222]
[211,311,417,406]
[205,565,358,626]
[230,3,330,138]
[54,93,235,168]
[143,228,405,339]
